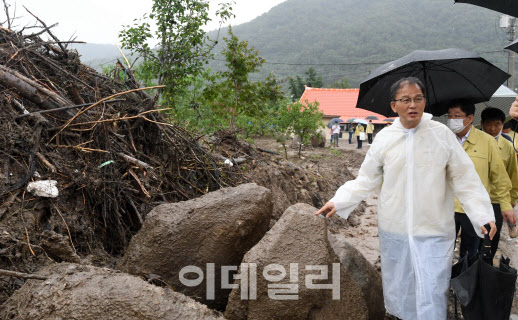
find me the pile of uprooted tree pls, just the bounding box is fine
[0,11,248,306]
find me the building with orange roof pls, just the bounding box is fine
[299,86,392,139]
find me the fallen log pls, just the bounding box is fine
[0,64,73,113]
[257,148,281,156]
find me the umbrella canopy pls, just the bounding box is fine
[505,37,518,54]
[454,0,518,18]
[383,118,395,122]
[326,118,345,129]
[345,118,357,123]
[356,48,510,117]
[365,116,379,120]
[353,119,368,125]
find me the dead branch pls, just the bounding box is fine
[0,268,47,280]
[15,99,124,119]
[22,22,58,38]
[117,153,153,170]
[48,85,165,143]
[0,64,73,112]
[128,169,150,198]
[257,148,281,156]
[23,6,67,56]
[35,152,56,173]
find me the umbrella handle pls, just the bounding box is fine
[480,223,492,263]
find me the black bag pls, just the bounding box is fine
[451,230,517,320]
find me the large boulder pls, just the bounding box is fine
[0,263,224,320]
[328,233,385,320]
[118,183,273,310]
[224,203,369,320]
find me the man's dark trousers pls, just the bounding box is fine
[368,133,373,144]
[486,203,503,261]
[455,212,480,258]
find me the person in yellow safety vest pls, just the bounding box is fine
[355,124,364,149]
[447,101,515,259]
[366,120,375,144]
[481,107,518,245]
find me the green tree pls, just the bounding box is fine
[288,67,323,101]
[204,27,283,131]
[275,99,324,156]
[119,0,233,105]
[329,77,351,89]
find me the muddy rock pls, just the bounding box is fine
[347,214,361,227]
[328,233,385,320]
[118,183,273,310]
[39,230,81,263]
[224,203,368,320]
[0,263,224,320]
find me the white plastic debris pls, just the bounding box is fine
[224,159,234,167]
[26,180,59,198]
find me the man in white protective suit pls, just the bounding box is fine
[315,77,497,320]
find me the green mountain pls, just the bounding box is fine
[207,0,513,88]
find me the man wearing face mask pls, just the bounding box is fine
[481,107,518,241]
[447,101,513,258]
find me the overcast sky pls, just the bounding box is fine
[4,0,286,44]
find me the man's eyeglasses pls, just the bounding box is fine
[393,96,425,105]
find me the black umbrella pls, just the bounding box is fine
[451,232,517,320]
[505,37,518,54]
[383,118,395,122]
[326,118,345,129]
[365,116,379,120]
[356,48,510,117]
[454,0,518,18]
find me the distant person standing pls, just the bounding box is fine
[355,124,364,149]
[331,123,340,147]
[348,125,354,144]
[366,120,374,144]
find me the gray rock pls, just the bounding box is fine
[328,233,385,320]
[118,183,273,310]
[347,214,361,227]
[0,263,224,320]
[224,203,368,320]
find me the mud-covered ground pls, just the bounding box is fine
[3,133,518,319]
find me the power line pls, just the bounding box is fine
[212,58,390,67]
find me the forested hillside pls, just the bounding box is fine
[74,0,512,88]
[207,0,511,87]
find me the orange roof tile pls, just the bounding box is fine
[299,86,388,121]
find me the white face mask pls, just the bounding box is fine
[495,129,503,140]
[447,118,467,133]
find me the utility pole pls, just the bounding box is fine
[501,15,516,90]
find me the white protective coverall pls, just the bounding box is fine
[330,113,494,320]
